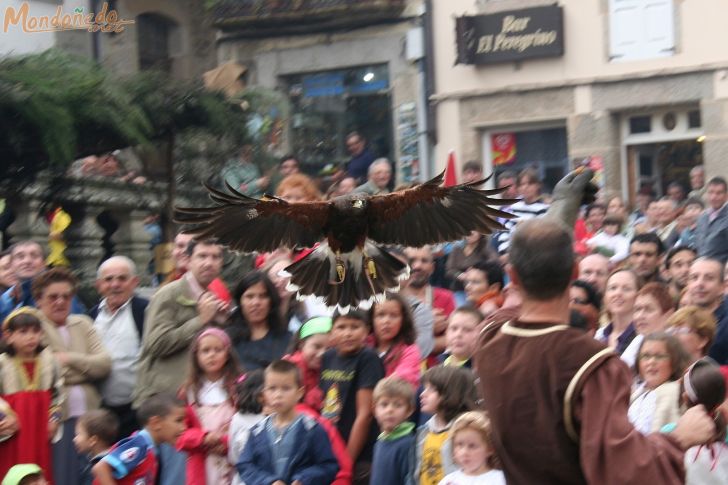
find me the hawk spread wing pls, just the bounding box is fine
[367,171,517,247]
[175,182,330,253]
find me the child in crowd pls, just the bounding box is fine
[586,215,630,264]
[438,412,505,485]
[660,358,728,483]
[370,377,416,485]
[93,393,186,485]
[295,403,353,485]
[284,316,332,411]
[417,366,479,485]
[228,370,266,485]
[1,464,48,485]
[440,307,484,368]
[370,294,422,388]
[284,320,353,484]
[0,308,64,481]
[74,409,119,485]
[177,328,241,485]
[319,310,385,484]
[236,360,339,485]
[628,333,689,434]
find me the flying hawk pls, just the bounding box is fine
[176,171,517,312]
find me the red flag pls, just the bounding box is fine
[444,150,458,187]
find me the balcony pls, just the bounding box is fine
[210,0,407,36]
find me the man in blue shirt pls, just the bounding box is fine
[0,240,85,323]
[345,131,377,184]
[687,257,728,364]
[695,176,728,264]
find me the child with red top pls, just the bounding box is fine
[93,393,186,485]
[177,328,241,485]
[369,293,421,389]
[283,316,332,412]
[0,308,64,482]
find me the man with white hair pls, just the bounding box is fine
[89,255,149,437]
[353,158,392,195]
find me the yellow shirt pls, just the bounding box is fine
[419,428,449,485]
[46,208,71,267]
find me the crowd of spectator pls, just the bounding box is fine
[0,156,728,485]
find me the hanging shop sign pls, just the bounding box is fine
[456,5,563,65]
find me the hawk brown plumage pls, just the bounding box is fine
[176,171,517,311]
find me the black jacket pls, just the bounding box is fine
[88,295,149,339]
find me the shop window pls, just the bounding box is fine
[609,0,674,62]
[688,109,701,129]
[629,115,652,134]
[491,127,568,192]
[137,13,177,73]
[286,65,393,173]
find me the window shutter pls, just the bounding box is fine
[644,0,675,56]
[609,0,641,60]
[609,0,675,61]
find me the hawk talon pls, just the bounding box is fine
[365,257,377,279]
[332,258,346,284]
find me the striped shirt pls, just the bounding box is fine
[494,200,550,254]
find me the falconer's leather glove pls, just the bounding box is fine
[544,168,598,230]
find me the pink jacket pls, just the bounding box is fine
[381,342,422,389]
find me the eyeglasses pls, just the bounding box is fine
[639,353,670,361]
[100,275,131,283]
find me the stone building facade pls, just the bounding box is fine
[2,1,218,286]
[432,0,728,202]
[213,0,427,183]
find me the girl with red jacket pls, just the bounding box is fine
[177,328,240,485]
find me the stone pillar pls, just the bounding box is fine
[567,111,621,196]
[113,210,153,286]
[65,205,105,285]
[701,97,728,180]
[5,199,48,249]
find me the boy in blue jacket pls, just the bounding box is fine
[370,377,416,485]
[236,360,339,485]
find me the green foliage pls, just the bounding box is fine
[0,49,284,198]
[0,50,150,190]
[123,70,249,143]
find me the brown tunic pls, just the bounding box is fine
[475,319,685,485]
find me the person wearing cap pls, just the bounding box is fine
[1,464,47,485]
[284,316,332,412]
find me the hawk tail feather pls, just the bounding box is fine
[280,241,410,313]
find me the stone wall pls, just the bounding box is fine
[451,69,728,195]
[5,175,208,290]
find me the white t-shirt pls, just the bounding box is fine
[628,383,657,435]
[229,412,265,485]
[438,469,507,485]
